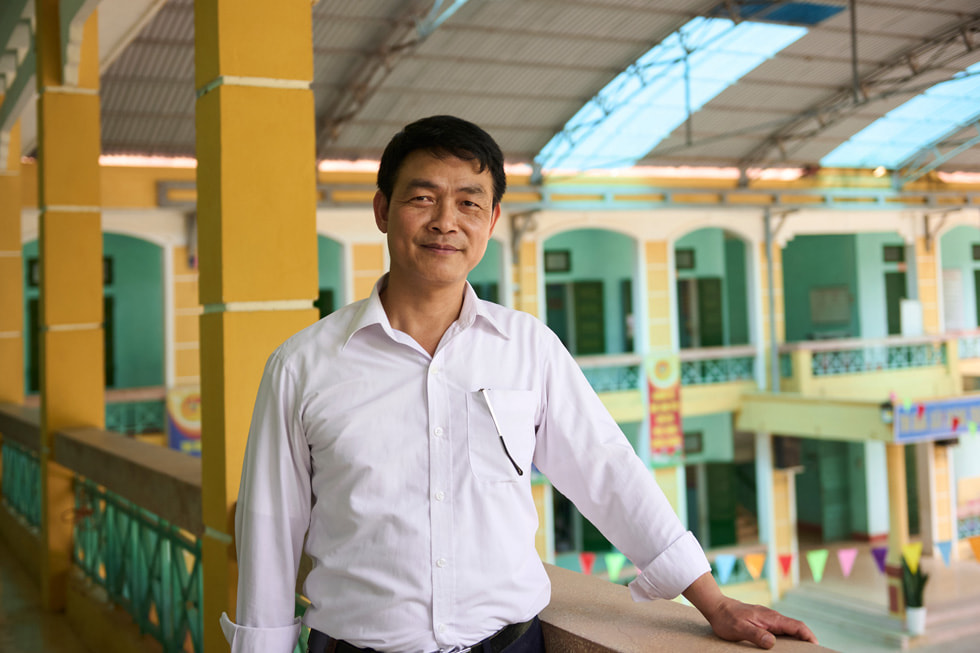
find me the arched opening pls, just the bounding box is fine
[542,228,637,355]
[23,233,164,393]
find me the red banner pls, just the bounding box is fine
[647,352,682,458]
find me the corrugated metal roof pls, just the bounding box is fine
[5,0,978,172]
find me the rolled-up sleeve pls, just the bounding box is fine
[224,350,312,652]
[628,531,711,600]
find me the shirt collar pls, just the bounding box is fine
[344,274,509,348]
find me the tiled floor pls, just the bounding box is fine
[0,535,91,653]
[775,538,980,653]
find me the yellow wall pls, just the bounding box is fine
[173,246,202,385]
[645,241,671,349]
[915,236,940,334]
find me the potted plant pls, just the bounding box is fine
[902,558,929,636]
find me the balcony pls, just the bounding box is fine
[0,403,832,653]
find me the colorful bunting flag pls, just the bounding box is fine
[937,541,952,568]
[579,552,596,575]
[970,421,978,436]
[837,548,858,578]
[902,542,923,574]
[743,553,766,580]
[917,403,926,419]
[778,554,793,577]
[970,535,980,563]
[871,546,888,574]
[604,552,626,582]
[952,416,961,430]
[889,391,897,403]
[806,549,829,583]
[714,554,737,585]
[903,399,912,411]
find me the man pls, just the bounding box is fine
[220,115,817,653]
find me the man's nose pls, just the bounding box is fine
[429,201,458,232]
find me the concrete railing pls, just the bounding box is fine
[0,406,833,653]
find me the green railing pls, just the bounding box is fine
[811,341,946,376]
[577,354,643,393]
[72,478,202,653]
[105,399,167,435]
[1,440,41,528]
[681,355,755,385]
[958,334,980,359]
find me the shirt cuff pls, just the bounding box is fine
[627,531,712,601]
[220,612,302,653]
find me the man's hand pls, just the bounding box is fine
[683,572,818,649]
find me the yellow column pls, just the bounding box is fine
[351,242,385,301]
[173,245,202,385]
[35,3,104,610]
[646,240,671,349]
[513,239,540,317]
[914,236,940,334]
[758,242,785,344]
[194,1,318,649]
[0,120,24,404]
[885,443,910,617]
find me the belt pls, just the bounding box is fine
[307,618,537,653]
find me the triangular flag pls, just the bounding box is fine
[872,547,889,574]
[778,554,793,577]
[937,541,952,568]
[743,553,766,580]
[579,552,596,575]
[971,421,978,435]
[952,416,961,430]
[917,403,926,418]
[604,552,626,582]
[903,399,912,411]
[714,554,737,585]
[806,549,829,583]
[902,542,923,574]
[837,548,858,578]
[970,535,980,563]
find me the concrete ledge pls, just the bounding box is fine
[0,401,41,451]
[541,565,832,652]
[55,427,202,535]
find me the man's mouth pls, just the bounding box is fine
[423,243,460,252]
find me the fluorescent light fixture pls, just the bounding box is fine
[821,61,980,169]
[535,17,808,171]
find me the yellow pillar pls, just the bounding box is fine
[352,242,385,301]
[0,120,24,404]
[513,239,540,317]
[914,236,940,334]
[645,240,671,349]
[35,3,105,610]
[885,443,910,617]
[194,1,318,649]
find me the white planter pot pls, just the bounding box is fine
[906,606,927,636]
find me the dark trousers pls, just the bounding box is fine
[307,617,545,653]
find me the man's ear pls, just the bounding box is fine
[488,202,501,236]
[373,191,389,233]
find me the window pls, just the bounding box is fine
[883,245,905,263]
[544,250,571,273]
[675,248,696,270]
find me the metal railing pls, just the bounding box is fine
[73,479,203,653]
[779,336,948,377]
[680,346,756,385]
[0,440,41,528]
[105,399,167,435]
[576,354,643,392]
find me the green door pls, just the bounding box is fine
[573,280,605,355]
[706,463,737,547]
[697,277,724,347]
[885,271,907,335]
[819,441,851,541]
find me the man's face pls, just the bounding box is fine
[374,150,501,292]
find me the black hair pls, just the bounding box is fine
[377,115,507,208]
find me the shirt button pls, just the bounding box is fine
[435,491,445,501]
[430,366,440,376]
[433,427,444,437]
[437,623,447,633]
[436,557,447,568]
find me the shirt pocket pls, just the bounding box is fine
[465,389,536,483]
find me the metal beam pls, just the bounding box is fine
[895,117,980,187]
[315,0,461,157]
[737,16,980,176]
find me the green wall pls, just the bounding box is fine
[940,225,980,329]
[783,235,861,341]
[544,229,635,353]
[855,232,908,338]
[675,228,750,347]
[23,234,164,391]
[469,238,502,284]
[681,412,734,463]
[316,235,344,315]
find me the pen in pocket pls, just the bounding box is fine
[479,388,524,476]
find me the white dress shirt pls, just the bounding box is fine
[220,277,710,653]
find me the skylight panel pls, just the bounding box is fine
[535,17,808,171]
[821,61,980,170]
